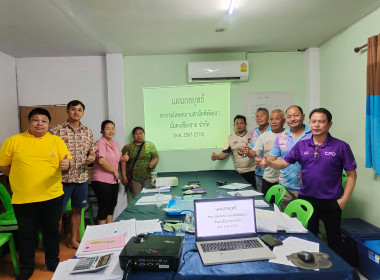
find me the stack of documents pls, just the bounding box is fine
[218,183,252,190]
[255,205,308,233]
[83,234,125,253]
[141,186,171,193]
[226,189,264,197]
[76,219,161,257]
[53,218,163,279]
[76,220,135,257]
[135,194,172,205]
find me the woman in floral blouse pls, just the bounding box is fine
[121,127,159,198]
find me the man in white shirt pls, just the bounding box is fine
[211,115,256,188]
[250,108,271,192]
[243,109,285,195]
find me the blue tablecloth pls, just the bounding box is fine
[116,170,359,280]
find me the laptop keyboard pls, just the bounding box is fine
[201,239,263,253]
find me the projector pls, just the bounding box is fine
[119,235,183,272]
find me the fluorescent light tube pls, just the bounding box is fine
[228,0,237,15]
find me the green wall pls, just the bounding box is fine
[124,52,305,172]
[320,8,380,227]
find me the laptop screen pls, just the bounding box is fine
[194,197,257,242]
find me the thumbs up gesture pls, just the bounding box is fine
[211,152,218,161]
[120,153,129,162]
[259,155,269,169]
[241,141,250,155]
[85,150,96,164]
[60,154,71,171]
[254,154,263,168]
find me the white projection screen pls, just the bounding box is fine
[143,83,230,151]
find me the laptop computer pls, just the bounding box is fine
[194,196,276,266]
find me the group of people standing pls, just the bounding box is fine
[212,105,357,256]
[0,100,158,280]
[0,100,357,279]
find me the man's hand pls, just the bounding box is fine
[263,155,270,167]
[211,152,218,161]
[337,198,348,210]
[85,150,95,164]
[120,153,129,162]
[254,155,263,168]
[242,141,250,155]
[60,154,70,171]
[0,166,11,176]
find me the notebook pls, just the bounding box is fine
[194,197,276,266]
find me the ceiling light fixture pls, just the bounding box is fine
[228,0,237,15]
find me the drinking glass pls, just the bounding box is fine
[155,193,163,207]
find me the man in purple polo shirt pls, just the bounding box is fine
[265,108,357,254]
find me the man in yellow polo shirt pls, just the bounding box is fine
[0,108,72,280]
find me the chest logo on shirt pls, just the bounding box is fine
[324,152,336,156]
[304,151,309,155]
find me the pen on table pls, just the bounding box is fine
[90,240,115,244]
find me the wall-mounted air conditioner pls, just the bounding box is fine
[188,60,249,82]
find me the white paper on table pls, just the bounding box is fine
[52,251,122,280]
[273,204,308,233]
[269,237,319,267]
[76,220,136,257]
[254,200,270,208]
[255,207,307,233]
[135,195,172,205]
[141,186,171,193]
[227,190,264,197]
[155,178,172,187]
[136,219,162,234]
[256,209,278,232]
[218,183,252,190]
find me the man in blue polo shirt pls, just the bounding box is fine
[266,105,312,211]
[265,108,357,254]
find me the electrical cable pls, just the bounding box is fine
[178,248,198,272]
[122,259,132,280]
[171,248,198,280]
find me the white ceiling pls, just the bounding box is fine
[0,0,379,58]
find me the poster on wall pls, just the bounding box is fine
[243,91,294,132]
[143,83,230,151]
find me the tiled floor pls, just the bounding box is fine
[0,242,76,280]
[357,269,368,280]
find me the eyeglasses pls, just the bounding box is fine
[314,145,320,159]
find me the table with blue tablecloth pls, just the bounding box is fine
[115,170,359,280]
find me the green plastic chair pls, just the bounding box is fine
[342,171,347,188]
[0,183,43,248]
[0,184,17,228]
[0,232,19,274]
[264,184,286,208]
[341,171,348,218]
[284,199,314,227]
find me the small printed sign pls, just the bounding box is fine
[240,63,247,72]
[368,250,380,264]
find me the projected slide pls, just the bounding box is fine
[143,83,230,151]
